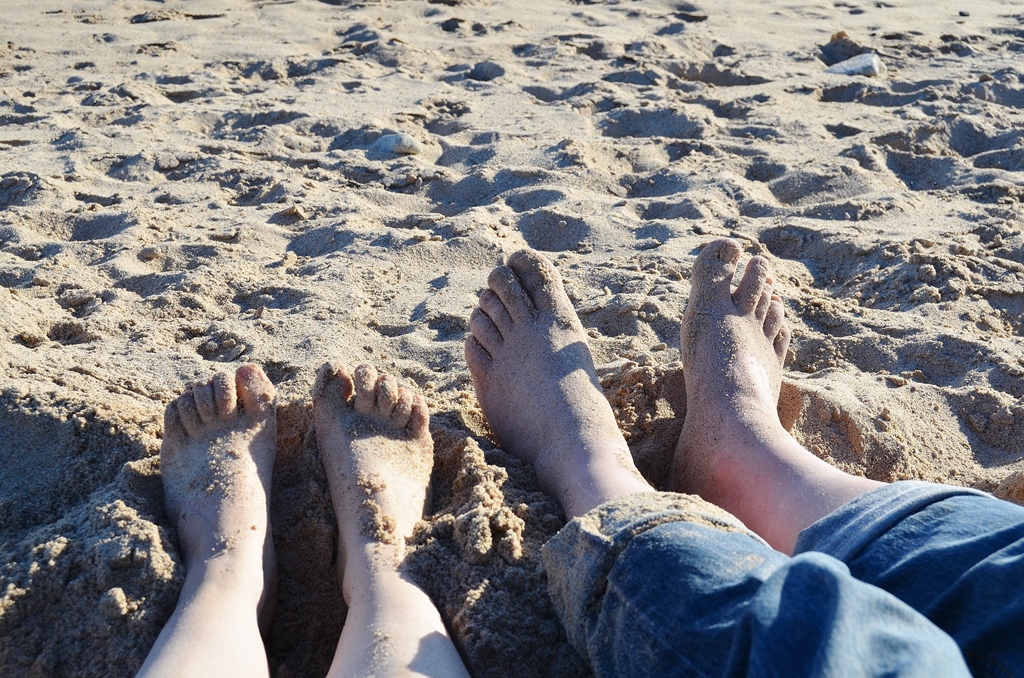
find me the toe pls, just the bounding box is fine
[392,388,414,429]
[175,391,203,438]
[507,249,575,319]
[478,289,513,335]
[313,361,354,406]
[193,380,218,424]
[753,281,773,322]
[353,364,378,415]
[734,257,771,315]
[162,402,189,449]
[236,364,276,420]
[465,335,492,374]
[407,393,430,438]
[469,307,503,354]
[764,297,785,341]
[773,316,792,363]
[375,373,400,419]
[487,264,534,323]
[211,371,237,419]
[689,238,742,310]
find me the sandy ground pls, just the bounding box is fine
[2,0,1023,675]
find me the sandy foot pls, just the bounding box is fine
[671,238,791,503]
[465,249,650,519]
[312,362,432,599]
[670,238,886,553]
[160,363,278,625]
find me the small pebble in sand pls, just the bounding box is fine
[373,133,423,155]
[277,204,308,220]
[468,61,505,81]
[209,228,240,243]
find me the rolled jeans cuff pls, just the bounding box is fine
[542,491,765,656]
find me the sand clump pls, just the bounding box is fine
[2,0,1024,674]
[406,432,590,678]
[0,388,177,676]
[356,471,398,544]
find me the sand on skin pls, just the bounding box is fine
[2,0,1024,676]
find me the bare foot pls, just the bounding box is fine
[311,362,432,601]
[671,239,880,553]
[140,364,278,678]
[160,363,278,622]
[465,249,651,519]
[671,238,791,499]
[313,363,468,678]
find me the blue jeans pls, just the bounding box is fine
[543,482,1024,677]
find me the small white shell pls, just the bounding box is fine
[825,53,883,77]
[373,133,423,155]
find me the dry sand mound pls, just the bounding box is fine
[2,0,1023,675]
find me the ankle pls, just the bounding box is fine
[703,429,797,490]
[182,528,266,566]
[340,541,407,604]
[184,554,267,603]
[546,444,653,519]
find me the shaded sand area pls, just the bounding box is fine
[2,0,1024,675]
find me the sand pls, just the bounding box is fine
[1,0,1023,675]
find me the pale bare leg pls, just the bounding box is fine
[139,364,277,678]
[313,362,469,678]
[671,238,883,554]
[465,249,653,520]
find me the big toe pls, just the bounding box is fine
[487,263,534,323]
[352,364,380,414]
[506,249,575,318]
[162,401,190,451]
[236,364,276,420]
[688,238,742,311]
[313,362,354,412]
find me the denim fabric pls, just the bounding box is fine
[795,481,1024,678]
[543,490,975,678]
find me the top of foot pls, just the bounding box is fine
[672,239,886,554]
[160,363,278,610]
[681,238,790,407]
[465,249,650,517]
[672,238,791,493]
[312,362,433,594]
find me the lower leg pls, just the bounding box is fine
[142,563,270,678]
[313,363,468,678]
[672,239,882,554]
[331,546,464,677]
[139,365,277,678]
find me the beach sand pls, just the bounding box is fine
[1,0,1023,675]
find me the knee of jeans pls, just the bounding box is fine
[757,552,852,615]
[786,551,851,579]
